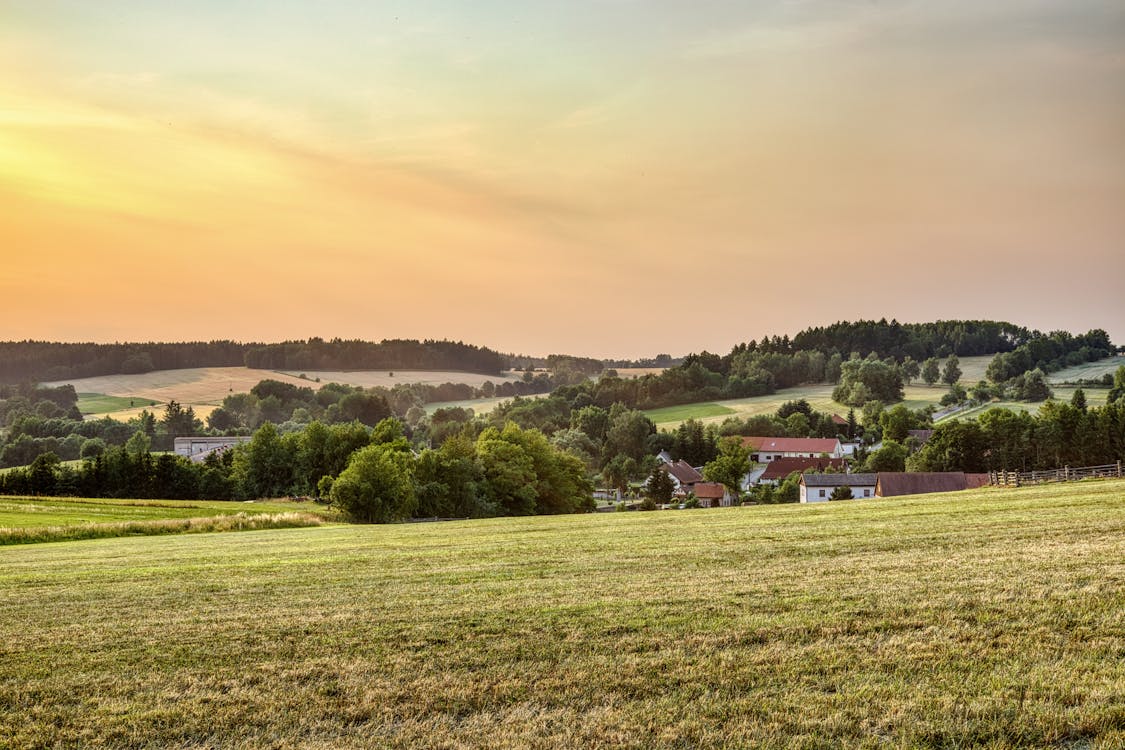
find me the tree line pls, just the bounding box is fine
[0,338,511,383]
[0,418,594,522]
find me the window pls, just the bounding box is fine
[864,489,870,497]
[819,489,825,498]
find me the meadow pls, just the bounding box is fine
[644,384,951,428]
[76,393,160,416]
[1047,356,1125,384]
[0,497,332,545]
[1,480,1122,748]
[640,355,1115,428]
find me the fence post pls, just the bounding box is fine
[1118,460,1122,478]
[1064,466,1069,481]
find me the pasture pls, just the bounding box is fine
[1,480,1122,748]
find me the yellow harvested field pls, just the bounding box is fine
[612,367,668,378]
[47,367,523,421]
[46,368,312,407]
[277,370,523,388]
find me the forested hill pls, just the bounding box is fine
[788,320,1028,359]
[0,339,510,383]
[773,319,1113,362]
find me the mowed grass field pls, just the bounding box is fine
[1,481,1122,748]
[76,393,160,415]
[1048,356,1125,384]
[0,497,333,545]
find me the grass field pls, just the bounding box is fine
[938,387,1110,423]
[1,480,1122,748]
[643,402,736,423]
[644,384,950,428]
[76,392,160,415]
[1048,356,1125,384]
[0,497,333,545]
[642,354,1110,428]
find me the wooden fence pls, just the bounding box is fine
[990,462,1124,487]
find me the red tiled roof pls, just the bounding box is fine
[693,482,727,499]
[760,456,847,481]
[831,414,848,425]
[741,436,840,454]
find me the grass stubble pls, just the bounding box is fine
[0,481,1122,748]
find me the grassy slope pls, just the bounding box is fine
[76,393,161,415]
[1,480,1122,748]
[1047,356,1125,384]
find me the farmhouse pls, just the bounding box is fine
[660,459,704,493]
[874,472,991,497]
[741,436,843,462]
[756,456,848,485]
[173,436,252,463]
[799,473,878,503]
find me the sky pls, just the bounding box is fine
[1,1,1123,358]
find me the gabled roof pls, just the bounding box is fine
[662,460,703,485]
[800,473,878,487]
[875,472,968,497]
[741,436,840,454]
[760,456,847,481]
[693,482,727,499]
[831,414,848,425]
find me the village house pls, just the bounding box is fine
[799,473,878,503]
[741,436,843,462]
[691,482,733,508]
[753,456,848,486]
[660,459,704,493]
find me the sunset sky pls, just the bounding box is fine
[2,1,1123,358]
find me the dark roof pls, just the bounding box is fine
[800,473,878,487]
[907,429,935,444]
[761,456,847,481]
[662,460,703,485]
[875,472,968,497]
[693,482,727,499]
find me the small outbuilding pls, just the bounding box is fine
[799,473,878,503]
